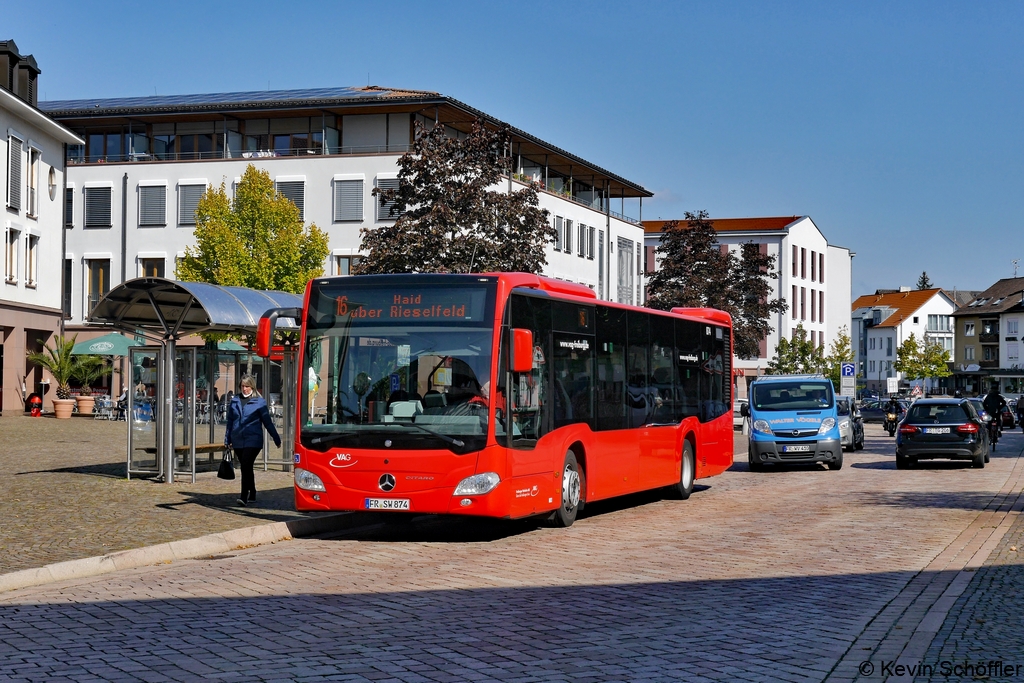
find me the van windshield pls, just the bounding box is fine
[752,381,834,411]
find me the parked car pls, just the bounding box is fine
[966,398,991,423]
[895,398,989,469]
[1000,405,1015,429]
[837,396,864,452]
[733,399,748,430]
[859,399,909,423]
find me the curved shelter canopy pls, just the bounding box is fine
[89,278,302,338]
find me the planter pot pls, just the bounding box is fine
[53,398,76,419]
[75,396,95,415]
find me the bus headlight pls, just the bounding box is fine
[818,418,836,435]
[752,419,773,435]
[295,467,326,492]
[454,472,500,496]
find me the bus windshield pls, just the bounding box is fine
[751,380,834,411]
[300,279,496,452]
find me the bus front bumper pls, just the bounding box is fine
[749,437,842,465]
[295,481,512,517]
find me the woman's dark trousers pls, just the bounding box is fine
[235,447,261,502]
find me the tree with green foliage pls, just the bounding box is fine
[896,332,952,384]
[766,325,823,375]
[819,326,855,390]
[894,334,924,379]
[916,271,933,289]
[647,211,787,359]
[356,119,554,274]
[176,164,329,293]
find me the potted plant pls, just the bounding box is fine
[26,335,80,418]
[71,356,110,415]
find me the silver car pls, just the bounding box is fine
[837,396,865,451]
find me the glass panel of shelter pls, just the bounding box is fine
[127,347,161,478]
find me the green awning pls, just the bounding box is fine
[72,333,142,356]
[217,340,248,351]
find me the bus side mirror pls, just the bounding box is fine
[256,307,302,358]
[511,328,534,373]
[256,317,272,358]
[740,403,749,417]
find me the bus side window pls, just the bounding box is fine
[649,314,677,424]
[674,318,701,421]
[595,307,627,431]
[627,310,651,428]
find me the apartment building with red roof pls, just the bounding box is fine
[644,216,853,398]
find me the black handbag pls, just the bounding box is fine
[217,447,235,480]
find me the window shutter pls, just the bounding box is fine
[553,216,563,251]
[587,226,595,260]
[276,180,304,221]
[139,185,166,226]
[577,224,585,257]
[376,178,400,220]
[65,188,74,227]
[8,137,22,211]
[178,184,204,225]
[333,179,363,222]
[84,187,112,228]
[564,220,573,254]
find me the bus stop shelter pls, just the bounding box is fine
[88,277,301,484]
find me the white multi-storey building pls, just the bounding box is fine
[1,40,82,413]
[643,216,853,398]
[851,288,955,393]
[39,87,651,330]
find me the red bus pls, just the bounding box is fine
[257,273,733,527]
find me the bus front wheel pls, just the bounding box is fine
[668,441,696,499]
[551,451,583,528]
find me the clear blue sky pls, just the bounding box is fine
[11,1,1023,297]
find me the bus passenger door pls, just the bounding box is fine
[593,307,638,497]
[508,294,552,477]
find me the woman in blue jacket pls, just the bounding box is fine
[225,375,281,506]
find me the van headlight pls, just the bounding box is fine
[295,467,326,492]
[752,419,773,435]
[818,418,837,435]
[454,472,500,495]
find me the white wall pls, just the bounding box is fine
[826,244,852,347]
[64,156,644,323]
[1,102,68,313]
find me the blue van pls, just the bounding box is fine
[743,374,843,471]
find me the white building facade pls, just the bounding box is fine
[0,40,82,413]
[643,216,853,398]
[851,288,955,394]
[40,87,650,330]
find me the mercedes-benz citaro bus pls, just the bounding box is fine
[743,374,843,471]
[256,273,734,527]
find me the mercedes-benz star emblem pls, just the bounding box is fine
[378,473,396,492]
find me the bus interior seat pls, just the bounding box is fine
[389,401,423,419]
[422,392,447,410]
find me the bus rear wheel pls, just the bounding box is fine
[668,441,696,499]
[551,451,583,528]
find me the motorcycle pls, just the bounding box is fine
[884,411,898,437]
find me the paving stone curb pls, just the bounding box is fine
[0,512,368,594]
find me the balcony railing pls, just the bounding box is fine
[69,144,413,165]
[510,175,643,226]
[979,332,999,343]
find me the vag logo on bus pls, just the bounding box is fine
[329,453,357,468]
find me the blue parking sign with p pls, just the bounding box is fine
[390,374,401,392]
[841,362,856,377]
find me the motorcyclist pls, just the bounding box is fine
[885,395,905,418]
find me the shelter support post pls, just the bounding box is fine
[162,338,176,484]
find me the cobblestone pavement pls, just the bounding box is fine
[0,415,314,574]
[0,423,1021,682]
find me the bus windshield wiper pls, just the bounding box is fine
[391,422,465,448]
[310,424,464,449]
